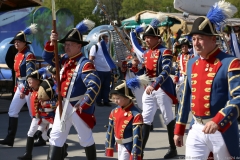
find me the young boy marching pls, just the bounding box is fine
[105,79,144,160]
[17,68,46,160]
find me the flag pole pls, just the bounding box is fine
[51,0,63,117]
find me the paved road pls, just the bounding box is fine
[0,104,188,160]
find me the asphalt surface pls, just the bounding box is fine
[0,101,187,160]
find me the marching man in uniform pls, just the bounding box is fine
[42,19,100,160]
[0,24,37,147]
[174,1,240,159]
[173,38,194,86]
[132,18,178,159]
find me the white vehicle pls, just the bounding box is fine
[0,7,34,27]
[173,0,219,15]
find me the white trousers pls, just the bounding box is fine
[49,103,94,147]
[118,144,130,160]
[8,83,31,117]
[38,119,52,132]
[142,87,174,125]
[27,118,40,137]
[41,128,49,141]
[38,119,52,141]
[186,121,231,160]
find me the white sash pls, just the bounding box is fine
[60,56,85,132]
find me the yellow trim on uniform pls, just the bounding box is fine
[178,77,188,121]
[191,73,198,78]
[206,47,218,59]
[69,52,81,60]
[230,86,240,96]
[207,73,215,78]
[176,122,187,125]
[162,58,171,63]
[228,58,239,72]
[226,104,239,117]
[87,87,97,95]
[229,75,240,83]
[205,80,212,85]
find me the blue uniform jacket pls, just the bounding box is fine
[175,48,240,157]
[42,42,101,129]
[105,102,143,160]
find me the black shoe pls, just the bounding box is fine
[47,145,63,160]
[84,143,97,160]
[103,102,111,107]
[34,136,46,147]
[33,130,42,140]
[163,148,177,159]
[63,143,68,158]
[150,123,154,131]
[0,117,18,147]
[96,102,103,106]
[17,137,34,160]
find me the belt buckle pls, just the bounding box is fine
[116,139,122,144]
[196,116,203,124]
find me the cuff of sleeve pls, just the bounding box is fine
[21,87,29,95]
[212,112,229,133]
[174,76,179,82]
[130,67,139,73]
[130,155,141,160]
[81,103,91,110]
[105,148,114,157]
[44,41,54,52]
[151,81,160,90]
[174,123,186,135]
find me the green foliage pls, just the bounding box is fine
[42,0,102,26]
[42,0,240,27]
[227,0,240,18]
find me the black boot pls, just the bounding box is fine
[84,143,97,160]
[0,117,18,146]
[33,130,42,140]
[164,119,177,159]
[63,143,68,158]
[17,137,34,160]
[142,124,151,158]
[47,145,63,160]
[150,122,154,131]
[34,136,46,147]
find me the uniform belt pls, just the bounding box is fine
[193,116,212,125]
[39,108,55,112]
[18,77,26,80]
[149,77,157,81]
[115,137,133,144]
[63,95,84,102]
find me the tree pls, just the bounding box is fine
[42,0,102,26]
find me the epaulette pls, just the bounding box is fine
[82,62,96,73]
[26,53,36,61]
[228,58,240,72]
[162,49,173,57]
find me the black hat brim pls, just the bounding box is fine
[9,37,31,44]
[58,37,89,46]
[188,30,218,36]
[142,33,161,40]
[109,87,134,99]
[176,44,192,49]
